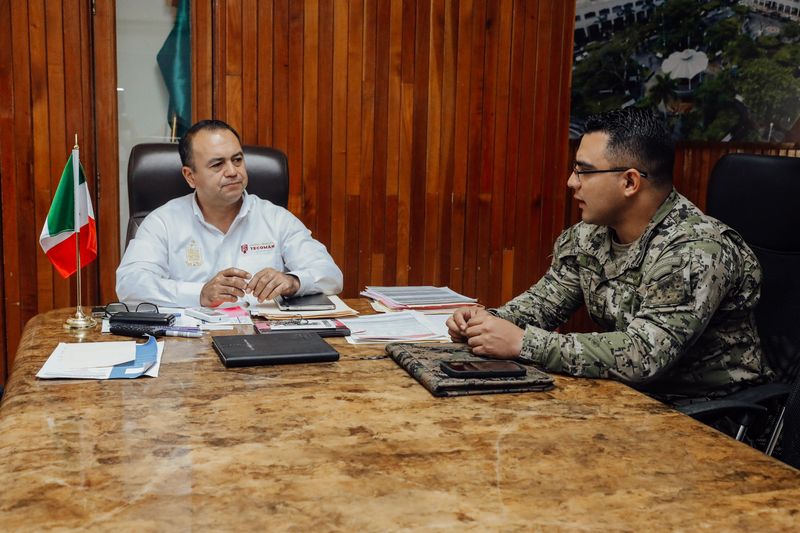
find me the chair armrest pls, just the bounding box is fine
[725,383,791,405]
[677,400,768,421]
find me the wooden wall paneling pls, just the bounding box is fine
[224,0,243,130]
[370,0,390,286]
[539,1,573,281]
[3,0,33,374]
[256,0,274,147]
[342,0,363,296]
[528,0,554,288]
[406,0,429,288]
[460,0,486,299]
[330,0,348,277]
[244,0,259,131]
[317,0,333,249]
[486,0,513,305]
[271,0,289,152]
[435,0,457,289]
[302,0,319,236]
[192,0,213,120]
[287,0,304,215]
[395,0,415,288]
[241,0,258,142]
[382,0,403,286]
[423,0,444,288]
[30,0,54,315]
[0,0,15,382]
[510,0,539,299]
[474,0,499,305]
[43,0,66,312]
[500,0,526,304]
[74,0,99,307]
[357,0,377,291]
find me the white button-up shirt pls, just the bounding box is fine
[116,192,343,307]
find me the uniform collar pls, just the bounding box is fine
[579,188,682,280]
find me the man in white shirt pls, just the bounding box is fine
[116,119,343,308]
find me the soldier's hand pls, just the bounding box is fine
[464,314,524,359]
[446,306,489,341]
[247,268,300,303]
[200,267,251,307]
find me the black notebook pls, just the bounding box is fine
[385,342,554,397]
[212,332,339,367]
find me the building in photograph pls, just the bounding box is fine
[575,0,666,45]
[742,0,800,20]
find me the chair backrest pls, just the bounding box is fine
[707,153,800,383]
[126,143,289,246]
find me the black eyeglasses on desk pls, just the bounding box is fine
[103,302,159,318]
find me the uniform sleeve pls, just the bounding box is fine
[115,214,204,307]
[518,239,739,384]
[277,210,343,296]
[492,228,585,331]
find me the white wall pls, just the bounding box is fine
[116,0,180,255]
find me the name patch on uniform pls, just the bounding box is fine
[241,242,276,255]
[185,240,202,267]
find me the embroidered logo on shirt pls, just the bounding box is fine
[241,242,276,255]
[186,240,202,267]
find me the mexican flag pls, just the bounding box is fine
[39,149,97,278]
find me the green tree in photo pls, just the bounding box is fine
[738,58,800,134]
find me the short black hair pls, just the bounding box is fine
[583,108,674,187]
[178,119,242,168]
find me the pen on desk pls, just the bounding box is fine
[167,326,203,332]
[164,329,203,338]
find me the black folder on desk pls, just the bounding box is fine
[212,332,339,367]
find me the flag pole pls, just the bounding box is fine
[64,133,96,330]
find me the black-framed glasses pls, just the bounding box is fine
[572,163,648,179]
[104,302,159,317]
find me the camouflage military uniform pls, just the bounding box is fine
[493,189,772,402]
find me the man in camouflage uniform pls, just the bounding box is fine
[447,107,772,403]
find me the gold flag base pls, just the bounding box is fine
[64,308,97,330]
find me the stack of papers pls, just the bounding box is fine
[251,295,359,320]
[361,286,478,314]
[339,311,450,344]
[37,336,164,379]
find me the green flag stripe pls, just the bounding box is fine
[46,154,88,235]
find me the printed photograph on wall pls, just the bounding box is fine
[571,0,800,142]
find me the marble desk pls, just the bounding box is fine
[1,302,799,532]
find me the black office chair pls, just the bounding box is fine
[126,143,290,247]
[678,153,800,466]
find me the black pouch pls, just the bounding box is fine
[109,312,175,327]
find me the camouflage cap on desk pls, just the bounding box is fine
[385,342,554,397]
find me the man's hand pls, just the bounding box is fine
[246,268,300,303]
[463,313,524,359]
[446,306,490,341]
[200,267,251,307]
